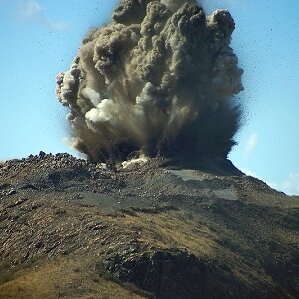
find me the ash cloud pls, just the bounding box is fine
[56,0,243,163]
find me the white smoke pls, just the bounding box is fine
[86,99,119,124]
[82,88,102,107]
[122,154,149,169]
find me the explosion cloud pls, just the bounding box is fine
[56,0,243,163]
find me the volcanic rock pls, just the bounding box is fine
[0,153,298,298]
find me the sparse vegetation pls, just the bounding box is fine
[0,154,298,298]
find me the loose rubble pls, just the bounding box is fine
[0,152,298,298]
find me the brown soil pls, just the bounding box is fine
[0,153,298,298]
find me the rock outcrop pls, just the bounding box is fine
[0,153,298,298]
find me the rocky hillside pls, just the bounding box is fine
[0,153,298,298]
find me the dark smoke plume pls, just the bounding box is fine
[56,0,243,163]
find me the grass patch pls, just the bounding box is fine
[0,255,147,299]
[123,210,218,256]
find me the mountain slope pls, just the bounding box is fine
[0,153,298,298]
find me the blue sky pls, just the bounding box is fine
[0,0,298,195]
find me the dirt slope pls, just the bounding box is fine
[0,153,298,298]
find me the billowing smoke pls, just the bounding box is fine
[56,0,243,163]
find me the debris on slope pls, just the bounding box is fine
[0,153,298,298]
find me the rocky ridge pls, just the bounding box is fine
[0,153,298,298]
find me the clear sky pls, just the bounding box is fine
[0,0,298,195]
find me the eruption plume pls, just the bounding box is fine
[56,0,243,163]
